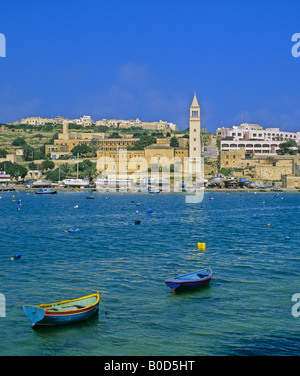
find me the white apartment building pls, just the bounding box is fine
[217,123,300,142]
[218,123,300,155]
[74,115,94,126]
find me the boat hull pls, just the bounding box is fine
[165,268,213,292]
[35,191,57,194]
[24,304,99,326]
[23,292,100,326]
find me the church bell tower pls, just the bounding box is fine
[189,92,201,174]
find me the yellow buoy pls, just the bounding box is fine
[197,242,206,251]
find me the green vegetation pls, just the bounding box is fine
[170,136,179,147]
[0,161,27,179]
[0,149,7,158]
[278,140,300,155]
[128,135,156,150]
[44,160,96,182]
[11,136,46,161]
[41,159,55,172]
[71,144,93,157]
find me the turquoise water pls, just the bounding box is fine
[0,190,299,356]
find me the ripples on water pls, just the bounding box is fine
[0,191,299,355]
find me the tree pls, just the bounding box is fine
[41,159,55,172]
[128,135,156,150]
[170,136,179,147]
[12,137,27,147]
[0,149,7,158]
[23,144,34,161]
[28,162,37,170]
[71,144,93,157]
[278,140,298,155]
[108,132,122,139]
[77,160,96,181]
[45,163,71,182]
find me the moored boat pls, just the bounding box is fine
[148,189,160,194]
[62,178,89,188]
[165,267,213,293]
[224,177,238,188]
[23,291,100,326]
[35,188,57,194]
[208,174,224,187]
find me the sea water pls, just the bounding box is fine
[0,191,299,355]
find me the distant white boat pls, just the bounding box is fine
[32,180,53,188]
[62,179,89,187]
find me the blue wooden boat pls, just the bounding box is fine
[35,188,57,195]
[23,292,100,326]
[165,267,213,293]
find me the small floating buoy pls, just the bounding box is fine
[135,220,141,225]
[197,242,206,251]
[263,201,266,204]
[209,197,214,200]
[11,254,21,261]
[147,209,152,213]
[74,205,78,208]
[136,203,141,206]
[267,223,271,227]
[283,236,290,240]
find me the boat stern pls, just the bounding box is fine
[23,305,45,325]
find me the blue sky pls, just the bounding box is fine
[0,0,300,132]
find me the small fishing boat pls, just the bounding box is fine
[35,188,57,195]
[148,189,160,194]
[23,292,100,326]
[165,267,213,293]
[86,195,94,199]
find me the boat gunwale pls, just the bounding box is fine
[37,292,100,314]
[165,269,213,285]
